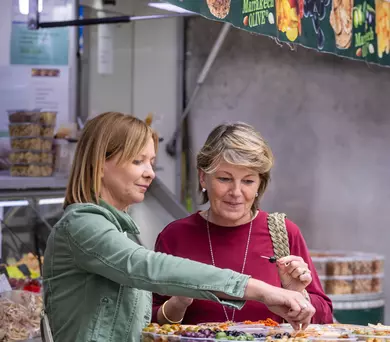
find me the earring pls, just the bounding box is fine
[202,188,207,193]
[255,193,258,197]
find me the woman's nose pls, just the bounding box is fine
[144,164,156,180]
[230,182,242,197]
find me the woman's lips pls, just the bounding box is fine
[136,184,149,191]
[224,201,242,206]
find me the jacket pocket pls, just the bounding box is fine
[90,296,113,342]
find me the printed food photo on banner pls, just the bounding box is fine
[206,0,231,18]
[330,0,354,49]
[276,0,303,41]
[352,1,375,59]
[303,0,331,50]
[376,0,390,59]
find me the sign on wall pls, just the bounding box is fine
[10,0,71,66]
[166,0,390,67]
[10,24,69,65]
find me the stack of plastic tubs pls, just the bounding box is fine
[8,110,57,177]
[310,250,385,325]
[310,251,384,296]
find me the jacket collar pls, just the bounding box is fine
[99,199,140,234]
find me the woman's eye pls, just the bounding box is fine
[218,177,231,182]
[133,160,142,165]
[243,180,255,184]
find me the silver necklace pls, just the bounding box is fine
[206,210,254,323]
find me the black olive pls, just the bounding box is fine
[274,333,282,339]
[283,332,291,338]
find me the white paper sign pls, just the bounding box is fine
[0,274,12,294]
[0,65,70,135]
[97,12,114,75]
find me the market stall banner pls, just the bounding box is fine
[166,0,390,67]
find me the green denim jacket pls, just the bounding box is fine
[43,201,250,342]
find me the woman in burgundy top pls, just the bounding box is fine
[152,122,333,325]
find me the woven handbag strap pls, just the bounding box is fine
[267,212,290,259]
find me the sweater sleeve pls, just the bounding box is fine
[152,231,174,322]
[286,219,334,324]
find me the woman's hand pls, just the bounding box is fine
[277,255,312,292]
[244,279,315,330]
[260,283,315,330]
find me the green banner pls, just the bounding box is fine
[167,0,390,67]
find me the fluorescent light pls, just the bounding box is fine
[0,198,64,208]
[19,0,43,15]
[148,2,195,14]
[0,201,29,208]
[39,198,65,205]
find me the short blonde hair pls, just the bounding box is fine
[197,122,274,214]
[64,112,158,208]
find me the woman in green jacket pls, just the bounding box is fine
[43,112,315,342]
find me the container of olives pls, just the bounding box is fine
[142,332,181,342]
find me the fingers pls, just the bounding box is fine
[278,256,311,284]
[285,293,315,330]
[293,302,315,330]
[286,297,301,318]
[278,255,305,265]
[299,272,312,284]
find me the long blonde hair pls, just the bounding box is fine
[64,112,158,208]
[197,122,274,215]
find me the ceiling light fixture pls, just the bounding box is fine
[147,2,195,14]
[19,0,43,15]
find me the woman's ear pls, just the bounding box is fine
[198,169,207,190]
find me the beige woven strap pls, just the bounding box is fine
[267,212,290,259]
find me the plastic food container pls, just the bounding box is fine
[0,290,42,340]
[7,110,40,123]
[54,139,77,175]
[311,256,329,276]
[41,138,54,151]
[141,332,181,342]
[228,326,270,335]
[41,125,55,138]
[40,112,57,125]
[372,273,384,293]
[9,151,53,164]
[10,164,53,177]
[353,336,390,342]
[326,257,355,276]
[9,123,40,137]
[181,337,215,342]
[9,151,41,164]
[353,275,373,294]
[372,255,385,274]
[307,338,357,342]
[10,137,53,151]
[353,254,375,275]
[319,276,327,291]
[325,275,354,295]
[11,137,42,150]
